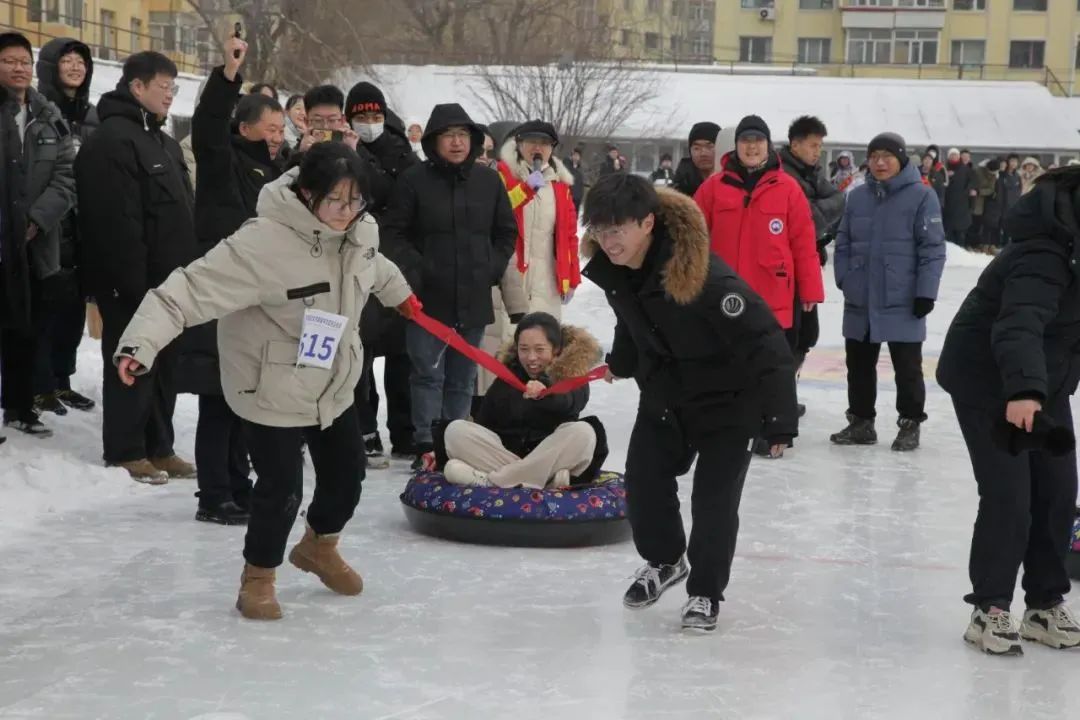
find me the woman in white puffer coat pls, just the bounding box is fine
[476,120,581,397]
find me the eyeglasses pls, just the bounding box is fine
[59,57,86,68]
[591,226,627,242]
[324,195,366,213]
[442,130,471,141]
[0,58,32,69]
[157,82,180,96]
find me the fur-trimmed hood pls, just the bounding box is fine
[497,325,602,381]
[580,188,711,305]
[498,134,576,186]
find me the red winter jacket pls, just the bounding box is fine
[694,153,824,329]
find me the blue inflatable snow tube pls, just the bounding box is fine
[1068,511,1080,580]
[399,470,631,547]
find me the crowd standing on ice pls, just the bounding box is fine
[0,28,1078,650]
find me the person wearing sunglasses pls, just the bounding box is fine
[111,143,418,620]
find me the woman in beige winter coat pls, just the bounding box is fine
[114,144,415,621]
[477,120,581,397]
[1020,156,1044,195]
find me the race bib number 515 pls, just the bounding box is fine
[297,308,348,370]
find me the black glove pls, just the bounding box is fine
[816,235,833,268]
[913,297,935,319]
[993,411,1076,457]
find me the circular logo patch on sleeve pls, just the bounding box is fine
[769,218,784,235]
[721,293,746,318]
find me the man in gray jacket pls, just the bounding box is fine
[0,32,76,438]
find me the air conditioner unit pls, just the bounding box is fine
[760,7,777,21]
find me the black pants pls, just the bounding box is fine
[953,398,1076,612]
[32,269,84,395]
[624,410,752,602]
[195,394,252,508]
[99,294,176,464]
[784,301,819,370]
[947,229,968,248]
[355,350,414,450]
[242,405,365,568]
[845,338,926,422]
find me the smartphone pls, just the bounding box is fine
[233,22,242,59]
[310,129,345,144]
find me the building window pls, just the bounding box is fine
[800,0,834,7]
[620,29,632,46]
[953,0,985,8]
[951,39,985,66]
[1009,40,1045,67]
[846,29,891,64]
[894,29,938,64]
[740,0,774,7]
[740,36,773,62]
[130,17,142,53]
[670,35,680,52]
[672,0,681,13]
[691,34,711,57]
[645,32,660,50]
[798,38,832,63]
[1075,41,1080,70]
[689,1,710,21]
[647,0,661,11]
[150,11,176,52]
[623,0,633,10]
[64,0,81,26]
[100,9,117,60]
[1013,0,1046,9]
[849,0,944,5]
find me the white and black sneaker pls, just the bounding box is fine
[3,410,52,439]
[622,558,688,609]
[964,607,1023,656]
[681,596,719,632]
[1020,603,1080,650]
[363,433,390,470]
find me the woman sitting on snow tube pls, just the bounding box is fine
[438,312,607,490]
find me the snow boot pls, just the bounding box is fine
[3,410,52,438]
[56,388,96,411]
[195,500,250,526]
[891,418,921,452]
[363,432,390,470]
[113,459,169,485]
[236,564,282,620]
[288,525,364,596]
[151,454,197,479]
[34,393,67,416]
[830,414,877,445]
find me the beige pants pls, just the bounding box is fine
[444,420,596,490]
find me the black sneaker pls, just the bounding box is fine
[391,442,417,460]
[195,500,250,526]
[830,413,877,445]
[3,410,52,438]
[623,558,689,609]
[364,433,390,469]
[891,418,921,452]
[681,596,719,632]
[56,389,96,411]
[34,393,67,416]
[410,444,435,472]
[797,403,806,418]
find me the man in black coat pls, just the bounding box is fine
[381,103,517,467]
[937,167,1080,656]
[580,173,797,632]
[31,37,98,418]
[183,34,284,523]
[345,81,418,463]
[944,147,976,247]
[76,51,199,483]
[997,154,1023,244]
[565,146,586,209]
[673,121,719,198]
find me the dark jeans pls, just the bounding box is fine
[195,394,252,508]
[242,405,364,569]
[406,322,484,446]
[845,338,926,422]
[355,351,414,449]
[947,229,968,248]
[953,397,1076,612]
[0,275,43,416]
[32,269,84,395]
[99,293,176,463]
[624,410,752,602]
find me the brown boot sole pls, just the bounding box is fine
[235,596,283,620]
[288,547,363,596]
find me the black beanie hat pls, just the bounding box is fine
[867,132,908,167]
[513,119,559,147]
[0,32,32,59]
[688,121,720,146]
[735,115,770,144]
[345,81,386,121]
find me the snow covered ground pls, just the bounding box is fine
[2,243,1079,720]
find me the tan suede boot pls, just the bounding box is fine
[288,526,363,596]
[235,564,283,620]
[150,454,197,479]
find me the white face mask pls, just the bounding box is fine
[351,121,383,144]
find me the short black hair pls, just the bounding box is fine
[236,93,283,125]
[1007,153,1020,162]
[0,32,33,58]
[285,94,304,112]
[583,173,659,228]
[788,115,828,142]
[296,142,372,212]
[303,85,344,114]
[121,51,177,85]
[660,153,672,162]
[249,82,278,99]
[514,312,563,352]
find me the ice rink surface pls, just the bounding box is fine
[2,245,1079,719]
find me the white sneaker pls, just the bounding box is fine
[1020,603,1080,649]
[442,459,490,487]
[964,607,1023,656]
[552,469,571,487]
